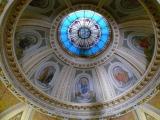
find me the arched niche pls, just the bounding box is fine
[34,62,60,91]
[108,62,137,92]
[15,28,42,59]
[72,73,96,103]
[127,33,154,57]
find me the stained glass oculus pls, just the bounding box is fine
[58,10,111,57]
[68,18,101,49]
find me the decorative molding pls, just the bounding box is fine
[50,4,120,68]
[0,0,159,119]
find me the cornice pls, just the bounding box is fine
[0,0,160,119]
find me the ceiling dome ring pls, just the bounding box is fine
[50,5,120,68]
[0,0,160,119]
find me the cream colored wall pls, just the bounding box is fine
[0,0,160,120]
[110,112,136,120]
[147,92,160,109]
[0,80,20,113]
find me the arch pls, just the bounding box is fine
[108,62,136,92]
[15,28,43,59]
[127,32,154,58]
[73,73,96,103]
[34,61,60,90]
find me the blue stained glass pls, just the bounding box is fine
[69,46,76,53]
[67,13,77,22]
[84,10,94,18]
[60,36,68,42]
[83,50,90,56]
[92,14,102,22]
[97,40,106,49]
[58,10,111,57]
[101,28,110,35]
[98,19,108,27]
[61,19,71,27]
[91,47,99,54]
[76,11,85,18]
[100,35,109,42]
[63,41,70,48]
[60,29,67,34]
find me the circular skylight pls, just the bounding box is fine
[58,10,111,57]
[1,1,159,119]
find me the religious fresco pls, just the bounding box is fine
[1,0,159,118]
[131,36,148,51]
[15,29,42,59]
[15,34,38,59]
[37,66,55,86]
[131,35,155,62]
[34,62,60,90]
[74,76,96,103]
[109,63,137,92]
[18,35,38,50]
[113,66,129,84]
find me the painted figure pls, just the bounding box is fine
[113,66,129,83]
[79,77,89,94]
[18,36,37,50]
[110,64,136,92]
[75,77,95,103]
[133,36,149,50]
[38,66,55,85]
[132,35,154,62]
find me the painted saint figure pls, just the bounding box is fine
[79,77,89,94]
[113,66,129,83]
[131,35,154,62]
[18,35,38,50]
[37,66,55,85]
[75,76,95,103]
[110,64,136,92]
